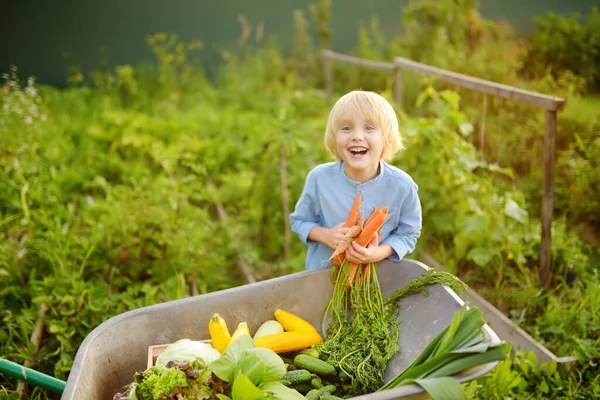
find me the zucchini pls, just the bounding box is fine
[282,369,312,384]
[294,354,336,376]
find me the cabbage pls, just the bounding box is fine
[155,339,220,367]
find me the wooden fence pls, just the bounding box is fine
[321,49,566,288]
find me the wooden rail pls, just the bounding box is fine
[321,49,566,288]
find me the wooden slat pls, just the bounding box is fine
[393,67,403,108]
[322,53,333,104]
[321,49,394,72]
[540,110,557,287]
[393,56,565,111]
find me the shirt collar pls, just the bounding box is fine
[340,160,386,189]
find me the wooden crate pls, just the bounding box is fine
[147,339,212,369]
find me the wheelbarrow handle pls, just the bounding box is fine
[0,358,66,394]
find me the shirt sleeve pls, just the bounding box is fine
[289,169,321,245]
[382,182,422,262]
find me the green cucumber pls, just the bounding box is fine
[282,369,312,384]
[287,363,298,371]
[310,377,323,389]
[318,384,337,395]
[280,356,294,365]
[299,348,320,358]
[305,389,320,400]
[294,354,336,376]
[289,381,314,394]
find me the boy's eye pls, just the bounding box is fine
[366,126,376,130]
[341,126,351,131]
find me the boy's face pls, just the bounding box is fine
[335,114,384,182]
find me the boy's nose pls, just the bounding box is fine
[350,129,364,140]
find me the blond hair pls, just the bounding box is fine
[324,90,404,161]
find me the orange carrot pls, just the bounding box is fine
[332,193,361,267]
[358,213,365,230]
[330,225,361,261]
[344,192,362,227]
[355,207,388,247]
[332,254,343,267]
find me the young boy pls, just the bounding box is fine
[290,90,422,270]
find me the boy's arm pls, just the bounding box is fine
[381,183,422,262]
[289,170,349,249]
[290,170,321,245]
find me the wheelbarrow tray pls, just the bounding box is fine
[61,259,501,399]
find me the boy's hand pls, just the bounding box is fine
[327,222,351,249]
[345,232,391,264]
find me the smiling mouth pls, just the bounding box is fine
[348,147,368,156]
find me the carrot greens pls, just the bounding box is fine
[316,262,467,395]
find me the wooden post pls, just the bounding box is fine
[540,110,557,288]
[393,67,403,109]
[279,142,291,270]
[479,94,487,155]
[323,52,333,105]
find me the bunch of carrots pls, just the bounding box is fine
[329,192,388,288]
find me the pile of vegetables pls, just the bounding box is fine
[112,309,326,400]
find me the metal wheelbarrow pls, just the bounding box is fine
[55,259,500,399]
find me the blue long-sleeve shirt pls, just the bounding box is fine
[290,160,422,270]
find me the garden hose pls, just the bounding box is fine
[0,358,66,394]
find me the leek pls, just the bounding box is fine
[379,304,510,399]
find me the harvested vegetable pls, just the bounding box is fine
[378,304,510,399]
[332,192,362,266]
[274,309,318,333]
[208,313,231,353]
[254,320,284,338]
[329,225,361,261]
[253,309,323,353]
[254,330,323,353]
[226,322,250,348]
[113,359,213,400]
[155,339,220,368]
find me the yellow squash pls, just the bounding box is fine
[274,309,318,333]
[208,313,231,353]
[254,330,323,353]
[226,322,250,348]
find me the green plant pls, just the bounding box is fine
[522,7,600,92]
